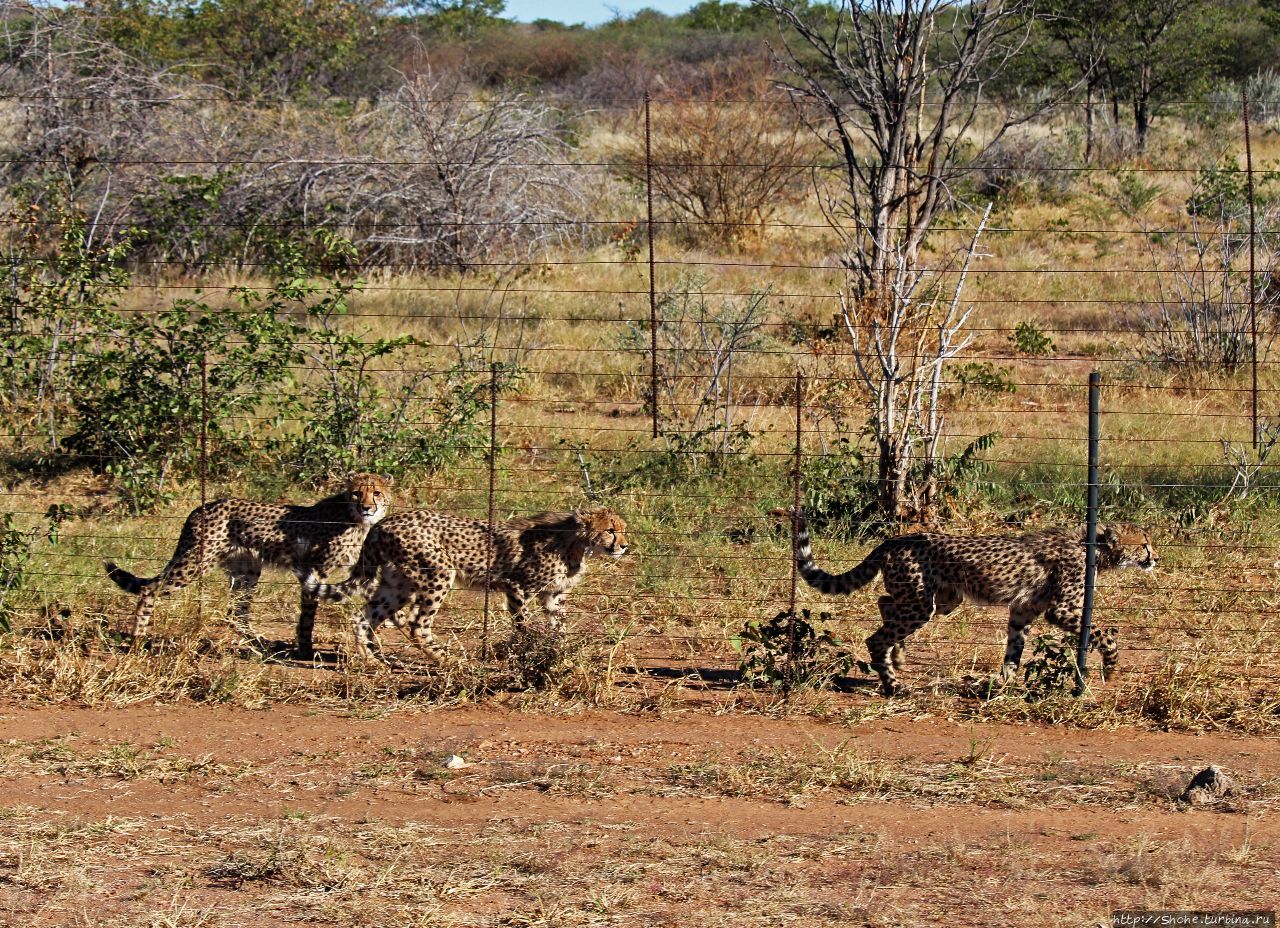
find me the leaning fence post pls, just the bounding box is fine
[785,369,803,694]
[1076,371,1102,696]
[481,363,498,661]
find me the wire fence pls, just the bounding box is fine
[3,92,1280,708]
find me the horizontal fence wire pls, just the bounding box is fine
[3,96,1280,709]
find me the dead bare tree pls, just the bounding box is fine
[344,71,585,273]
[840,204,991,519]
[0,1,173,214]
[756,0,1040,519]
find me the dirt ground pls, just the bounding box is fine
[0,703,1276,928]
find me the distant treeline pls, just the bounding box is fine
[8,0,1275,112]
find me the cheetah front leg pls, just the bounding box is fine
[505,589,531,629]
[294,576,319,660]
[396,597,451,665]
[395,568,454,665]
[999,603,1042,683]
[351,572,411,664]
[1044,602,1120,677]
[224,553,267,652]
[538,589,569,631]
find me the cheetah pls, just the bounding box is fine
[304,508,628,662]
[772,508,1155,695]
[105,474,392,655]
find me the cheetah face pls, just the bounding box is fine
[1098,524,1156,572]
[347,473,393,526]
[577,509,628,559]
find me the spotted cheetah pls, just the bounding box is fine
[106,474,392,655]
[305,508,628,662]
[773,508,1156,695]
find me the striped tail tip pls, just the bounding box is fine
[104,561,147,595]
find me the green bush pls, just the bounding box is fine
[0,205,132,444]
[800,437,880,539]
[954,361,1017,398]
[1022,634,1077,701]
[6,210,520,507]
[0,505,70,632]
[65,295,299,511]
[1008,320,1055,357]
[734,608,854,690]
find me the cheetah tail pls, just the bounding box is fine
[104,561,157,595]
[790,516,885,596]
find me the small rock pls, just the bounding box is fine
[443,754,470,770]
[1180,765,1234,805]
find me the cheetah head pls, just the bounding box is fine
[576,508,628,559]
[1096,524,1156,572]
[346,473,393,526]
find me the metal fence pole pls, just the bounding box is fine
[481,363,498,661]
[1243,86,1259,449]
[1076,371,1102,696]
[198,351,208,628]
[645,89,659,440]
[786,369,803,694]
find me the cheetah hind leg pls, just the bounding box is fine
[897,585,960,673]
[351,574,410,667]
[866,595,935,697]
[224,553,268,654]
[399,595,455,668]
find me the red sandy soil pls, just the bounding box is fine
[0,704,1276,927]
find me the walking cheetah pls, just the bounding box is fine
[304,508,628,662]
[106,474,392,655]
[772,508,1156,695]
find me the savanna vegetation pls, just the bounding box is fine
[2,0,1280,736]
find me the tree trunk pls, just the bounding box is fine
[1084,83,1095,164]
[1134,62,1153,152]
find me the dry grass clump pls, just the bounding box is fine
[0,737,245,783]
[667,741,906,804]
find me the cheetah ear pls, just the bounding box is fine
[573,508,609,529]
[1079,523,1113,543]
[382,474,394,488]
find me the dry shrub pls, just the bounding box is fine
[611,65,813,249]
[207,826,361,891]
[1125,655,1280,732]
[969,133,1077,205]
[0,622,278,706]
[469,28,597,86]
[562,49,658,111]
[670,742,904,804]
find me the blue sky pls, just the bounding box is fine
[502,0,698,26]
